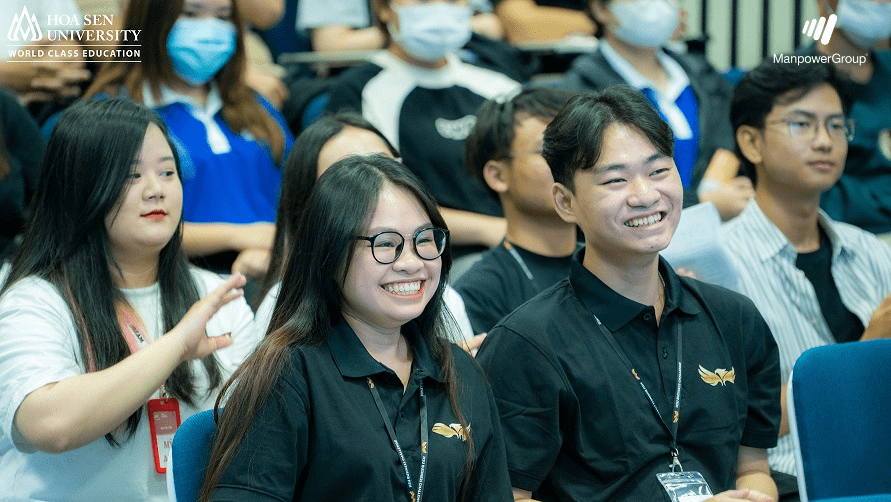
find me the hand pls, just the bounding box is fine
[699,176,754,221]
[674,267,700,279]
[244,66,289,110]
[458,333,487,357]
[168,273,247,361]
[861,292,891,340]
[707,489,774,502]
[231,247,271,279]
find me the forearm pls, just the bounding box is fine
[311,26,386,52]
[735,446,778,500]
[778,383,789,437]
[495,2,595,43]
[14,335,186,453]
[440,207,505,248]
[182,222,275,257]
[235,0,285,29]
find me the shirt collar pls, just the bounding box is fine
[568,247,700,332]
[736,198,852,263]
[598,40,690,101]
[141,80,223,115]
[326,315,444,382]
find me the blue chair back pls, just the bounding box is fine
[789,339,891,501]
[170,409,217,502]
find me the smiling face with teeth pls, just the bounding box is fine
[553,122,682,266]
[341,183,443,333]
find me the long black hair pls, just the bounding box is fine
[203,154,477,500]
[0,98,221,445]
[254,110,398,308]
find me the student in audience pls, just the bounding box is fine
[477,86,781,502]
[253,111,476,343]
[201,154,513,501]
[564,0,750,221]
[86,0,294,280]
[324,0,521,256]
[454,87,578,334]
[492,0,595,43]
[0,98,258,501]
[0,0,92,107]
[0,87,45,259]
[723,59,891,501]
[298,0,504,51]
[797,0,891,235]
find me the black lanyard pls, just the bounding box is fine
[591,313,685,472]
[367,377,429,502]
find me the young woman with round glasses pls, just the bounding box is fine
[201,154,513,501]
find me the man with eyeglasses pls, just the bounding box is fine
[723,59,891,502]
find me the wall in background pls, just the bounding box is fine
[682,0,821,71]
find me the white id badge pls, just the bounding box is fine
[657,471,714,502]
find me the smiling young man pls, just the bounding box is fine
[476,86,781,502]
[722,60,891,501]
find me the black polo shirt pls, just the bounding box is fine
[212,316,513,501]
[477,248,781,502]
[454,241,576,334]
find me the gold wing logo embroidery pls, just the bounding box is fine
[698,365,736,386]
[432,423,469,441]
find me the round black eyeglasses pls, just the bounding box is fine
[356,227,449,265]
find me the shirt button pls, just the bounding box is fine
[662,347,668,359]
[643,313,653,321]
[400,411,405,418]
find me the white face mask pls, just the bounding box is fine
[831,0,891,48]
[608,0,680,48]
[388,3,472,63]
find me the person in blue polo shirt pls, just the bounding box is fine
[477,86,781,502]
[86,0,294,280]
[201,155,513,501]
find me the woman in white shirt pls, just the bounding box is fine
[0,98,259,501]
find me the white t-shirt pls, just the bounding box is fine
[253,282,475,342]
[0,268,259,502]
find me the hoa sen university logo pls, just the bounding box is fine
[5,5,141,62]
[7,6,41,42]
[801,13,837,45]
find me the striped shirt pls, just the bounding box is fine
[721,200,891,475]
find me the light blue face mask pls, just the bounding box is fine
[167,17,236,86]
[832,0,891,48]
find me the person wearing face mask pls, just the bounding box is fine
[563,0,751,222]
[86,0,294,283]
[324,0,521,259]
[795,0,891,238]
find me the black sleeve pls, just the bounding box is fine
[453,263,513,335]
[212,356,310,502]
[476,326,566,492]
[452,349,515,502]
[323,65,375,116]
[738,297,782,449]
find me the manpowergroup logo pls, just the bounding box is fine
[4,5,141,63]
[801,13,837,45]
[772,12,867,67]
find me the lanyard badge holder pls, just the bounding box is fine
[117,302,182,474]
[590,312,714,502]
[147,391,181,473]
